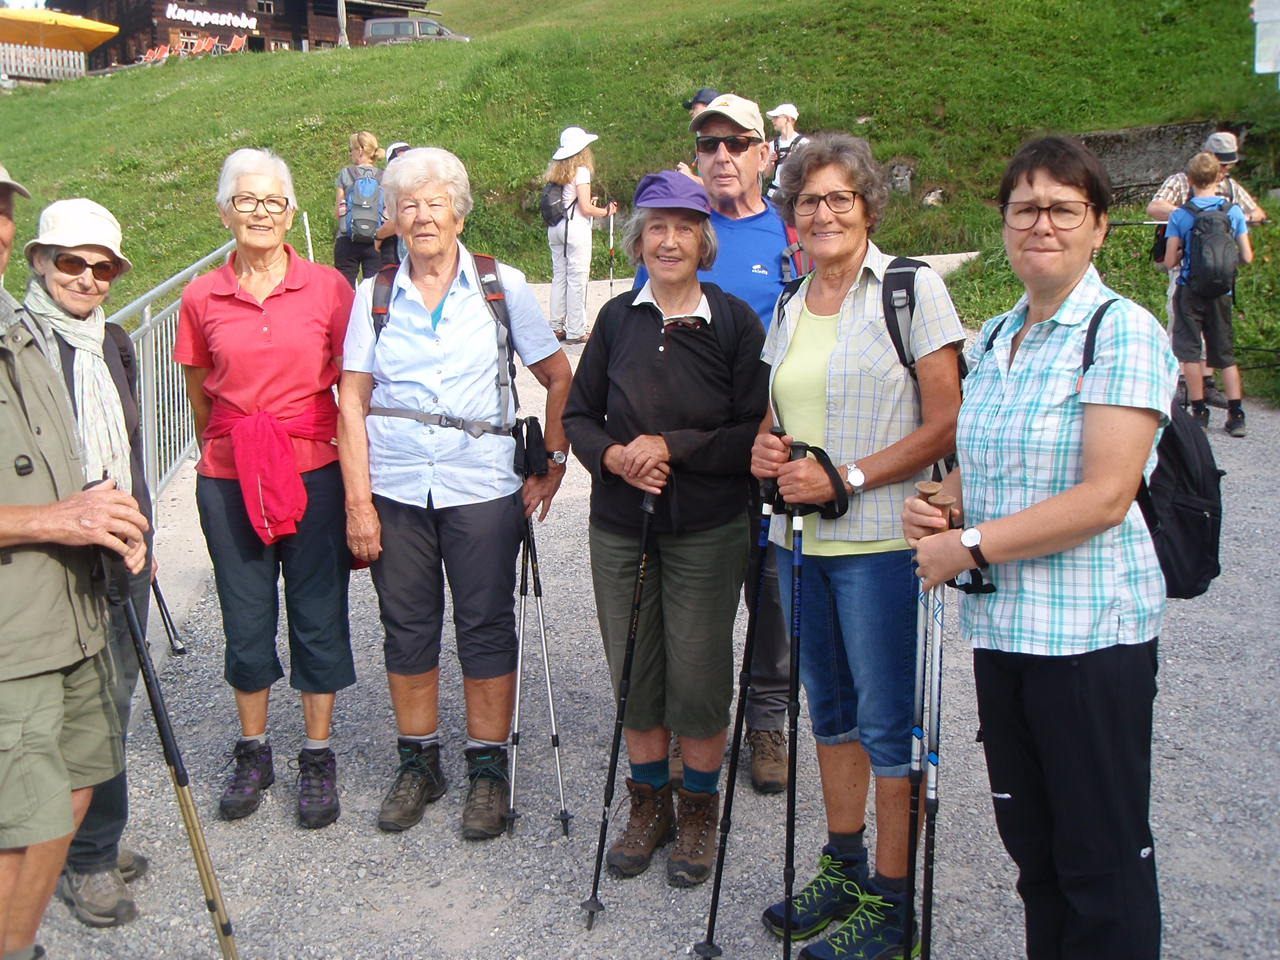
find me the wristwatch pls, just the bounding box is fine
[842,462,866,495]
[959,527,989,569]
[548,450,568,466]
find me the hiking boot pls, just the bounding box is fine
[666,787,719,887]
[296,748,340,829]
[1224,409,1247,438]
[799,890,916,960]
[748,728,788,794]
[763,847,870,939]
[606,778,675,878]
[669,736,684,789]
[117,847,149,883]
[461,746,510,841]
[218,739,274,821]
[57,866,137,928]
[377,742,446,833]
[1174,375,1188,409]
[1191,404,1210,430]
[1204,379,1229,409]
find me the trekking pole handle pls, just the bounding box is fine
[913,481,954,538]
[640,490,656,515]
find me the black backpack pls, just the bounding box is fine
[539,182,576,228]
[1182,199,1239,298]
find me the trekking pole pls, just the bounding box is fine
[152,579,187,656]
[607,209,616,298]
[781,438,811,960]
[104,562,238,959]
[582,490,658,930]
[694,469,781,959]
[525,519,573,835]
[905,480,942,954]
[506,524,532,836]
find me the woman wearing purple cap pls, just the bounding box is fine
[564,170,768,889]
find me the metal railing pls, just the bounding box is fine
[108,239,234,507]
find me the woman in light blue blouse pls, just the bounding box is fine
[904,136,1177,960]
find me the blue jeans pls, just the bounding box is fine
[775,547,916,777]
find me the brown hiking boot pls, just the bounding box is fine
[377,742,446,833]
[606,779,675,878]
[747,728,788,794]
[669,736,684,788]
[461,746,510,840]
[667,787,719,887]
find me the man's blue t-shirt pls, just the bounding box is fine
[633,202,792,329]
[1166,196,1247,286]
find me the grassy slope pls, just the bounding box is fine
[0,0,1274,389]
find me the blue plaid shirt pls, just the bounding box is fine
[957,266,1178,656]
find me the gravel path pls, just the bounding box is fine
[37,291,1280,960]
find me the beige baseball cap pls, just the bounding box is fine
[0,163,31,199]
[689,94,766,140]
[25,198,132,275]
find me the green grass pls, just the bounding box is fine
[1,0,1276,395]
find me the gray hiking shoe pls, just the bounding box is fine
[117,847,149,883]
[57,866,137,928]
[378,741,446,833]
[1203,379,1229,409]
[461,746,510,840]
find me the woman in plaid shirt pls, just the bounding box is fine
[904,136,1178,960]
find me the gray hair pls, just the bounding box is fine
[382,147,473,220]
[216,148,297,211]
[622,206,718,271]
[775,132,889,233]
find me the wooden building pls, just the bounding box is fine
[55,0,432,67]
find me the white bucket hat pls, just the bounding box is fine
[0,163,30,199]
[25,198,132,275]
[552,126,599,161]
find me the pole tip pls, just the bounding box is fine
[581,896,604,929]
[693,942,723,958]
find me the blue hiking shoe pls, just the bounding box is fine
[799,890,918,960]
[762,847,869,939]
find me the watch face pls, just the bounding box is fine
[550,450,567,464]
[847,465,864,489]
[960,527,981,548]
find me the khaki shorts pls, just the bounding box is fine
[590,517,748,739]
[0,652,123,848]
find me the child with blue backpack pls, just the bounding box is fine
[1163,151,1253,437]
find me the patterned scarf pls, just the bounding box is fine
[24,278,132,493]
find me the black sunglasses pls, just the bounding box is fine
[695,135,763,155]
[53,251,122,282]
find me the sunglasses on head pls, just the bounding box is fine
[53,251,122,282]
[694,135,763,155]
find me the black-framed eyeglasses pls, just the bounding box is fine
[53,251,122,282]
[231,194,290,215]
[694,135,763,156]
[1000,200,1093,231]
[794,190,859,217]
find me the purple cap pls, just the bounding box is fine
[633,170,712,215]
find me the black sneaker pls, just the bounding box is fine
[378,741,447,832]
[762,846,869,939]
[1224,409,1247,438]
[1191,404,1210,430]
[461,746,510,840]
[296,748,340,829]
[218,740,274,820]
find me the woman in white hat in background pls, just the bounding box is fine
[543,126,617,343]
[23,198,156,928]
[764,103,808,200]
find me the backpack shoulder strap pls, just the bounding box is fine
[780,222,811,283]
[983,317,1008,354]
[881,256,925,379]
[701,283,743,362]
[371,263,400,342]
[772,274,807,331]
[1079,298,1119,375]
[104,322,138,400]
[471,252,520,425]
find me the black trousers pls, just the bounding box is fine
[974,641,1161,960]
[333,234,382,288]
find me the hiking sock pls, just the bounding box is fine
[240,733,267,747]
[682,763,720,795]
[466,737,507,752]
[871,871,907,896]
[827,827,867,863]
[1227,399,1243,415]
[629,757,670,790]
[1192,400,1208,415]
[302,737,330,752]
[398,732,439,750]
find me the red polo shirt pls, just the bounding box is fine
[174,244,354,479]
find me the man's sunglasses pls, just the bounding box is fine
[695,135,764,156]
[53,252,123,282]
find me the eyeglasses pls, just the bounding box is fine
[231,194,290,215]
[53,252,122,282]
[694,135,763,155]
[1000,200,1094,231]
[794,190,859,217]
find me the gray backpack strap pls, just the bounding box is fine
[881,256,924,379]
[471,252,518,429]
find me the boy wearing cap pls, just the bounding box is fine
[764,103,809,200]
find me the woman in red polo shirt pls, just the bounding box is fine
[175,147,355,831]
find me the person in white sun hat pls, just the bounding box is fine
[542,125,617,344]
[764,103,809,200]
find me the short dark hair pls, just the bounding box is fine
[997,135,1111,214]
